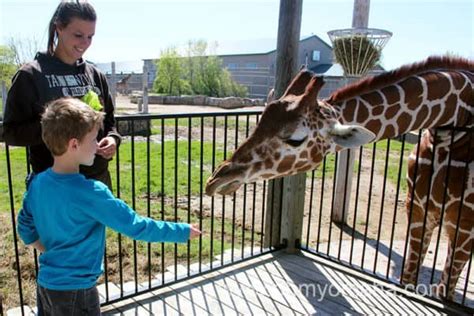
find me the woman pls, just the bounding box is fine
[3,1,121,188]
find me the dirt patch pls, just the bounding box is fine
[115,94,264,115]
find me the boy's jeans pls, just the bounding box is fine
[37,285,101,316]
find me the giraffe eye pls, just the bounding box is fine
[283,136,308,147]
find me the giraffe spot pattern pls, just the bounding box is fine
[277,155,296,173]
[385,124,396,138]
[413,106,429,130]
[385,105,401,120]
[399,77,423,110]
[343,99,357,122]
[381,85,400,105]
[356,101,369,122]
[372,105,384,116]
[264,158,273,169]
[427,103,442,125]
[426,72,450,101]
[362,91,384,107]
[366,119,382,136]
[397,112,412,134]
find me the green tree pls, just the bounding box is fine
[0,45,17,87]
[153,47,190,95]
[183,40,204,93]
[220,68,248,97]
[154,40,247,97]
[183,40,247,97]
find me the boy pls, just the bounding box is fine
[17,97,201,315]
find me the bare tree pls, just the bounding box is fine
[8,36,41,67]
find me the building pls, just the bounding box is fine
[101,35,384,99]
[95,60,144,93]
[217,34,336,99]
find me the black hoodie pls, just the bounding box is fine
[3,52,121,181]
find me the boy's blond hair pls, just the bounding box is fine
[41,98,104,156]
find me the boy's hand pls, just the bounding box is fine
[189,224,201,239]
[30,239,46,253]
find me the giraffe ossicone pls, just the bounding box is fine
[205,55,473,300]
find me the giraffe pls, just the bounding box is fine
[205,56,474,299]
[116,73,133,95]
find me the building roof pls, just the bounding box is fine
[215,34,332,57]
[311,63,385,77]
[311,63,345,76]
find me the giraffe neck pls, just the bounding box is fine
[337,69,473,142]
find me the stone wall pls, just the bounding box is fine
[116,119,151,137]
[129,94,265,109]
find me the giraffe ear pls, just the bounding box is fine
[281,70,315,98]
[300,75,324,104]
[328,123,375,148]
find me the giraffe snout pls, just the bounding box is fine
[205,161,246,196]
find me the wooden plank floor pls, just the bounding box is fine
[101,251,469,315]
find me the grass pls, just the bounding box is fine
[110,139,228,199]
[0,146,30,212]
[363,139,415,192]
[149,116,258,136]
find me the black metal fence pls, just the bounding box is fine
[1,112,473,314]
[300,127,473,312]
[1,111,279,315]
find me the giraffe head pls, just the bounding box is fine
[205,70,375,196]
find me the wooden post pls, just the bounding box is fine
[332,78,358,224]
[332,0,370,224]
[110,62,116,108]
[332,148,356,223]
[142,64,149,114]
[352,0,370,28]
[264,0,304,253]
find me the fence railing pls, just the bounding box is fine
[299,127,473,312]
[1,111,282,314]
[1,112,473,314]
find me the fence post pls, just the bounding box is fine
[142,64,149,114]
[263,0,304,253]
[332,76,360,224]
[110,61,116,108]
[332,149,356,223]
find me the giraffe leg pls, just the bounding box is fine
[401,203,439,286]
[437,210,473,300]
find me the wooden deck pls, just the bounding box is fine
[101,251,468,315]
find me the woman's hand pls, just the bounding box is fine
[97,136,117,159]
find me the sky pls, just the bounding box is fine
[0,0,473,71]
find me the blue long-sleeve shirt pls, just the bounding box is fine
[17,168,190,290]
